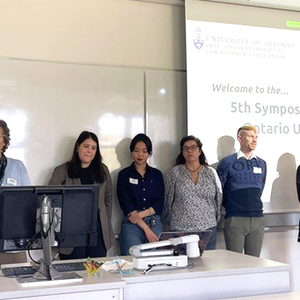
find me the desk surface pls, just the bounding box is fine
[0,260,126,300]
[0,250,290,300]
[120,249,289,283]
[119,250,290,300]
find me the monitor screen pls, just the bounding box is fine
[0,185,99,252]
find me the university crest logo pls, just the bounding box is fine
[193,27,204,50]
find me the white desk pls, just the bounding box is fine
[0,250,290,300]
[120,250,290,300]
[0,262,126,300]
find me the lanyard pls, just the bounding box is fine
[0,154,7,184]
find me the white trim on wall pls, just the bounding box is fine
[130,0,184,6]
[132,0,300,11]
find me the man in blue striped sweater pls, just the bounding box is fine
[217,125,267,257]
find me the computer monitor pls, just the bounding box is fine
[0,185,99,253]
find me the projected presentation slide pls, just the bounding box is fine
[186,7,300,209]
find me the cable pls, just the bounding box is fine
[143,262,194,275]
[27,232,42,264]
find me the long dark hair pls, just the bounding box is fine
[67,131,105,183]
[175,135,208,166]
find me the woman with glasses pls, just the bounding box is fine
[0,119,30,264]
[117,134,164,255]
[162,135,222,250]
[0,119,30,186]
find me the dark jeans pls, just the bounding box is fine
[119,214,163,255]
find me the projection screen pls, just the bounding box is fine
[185,0,300,212]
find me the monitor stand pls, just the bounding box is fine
[17,195,83,286]
[33,259,62,280]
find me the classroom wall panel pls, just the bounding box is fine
[145,69,187,173]
[0,0,186,70]
[0,59,189,238]
[0,59,145,186]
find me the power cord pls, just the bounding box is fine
[143,262,194,275]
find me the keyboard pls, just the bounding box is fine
[1,262,86,277]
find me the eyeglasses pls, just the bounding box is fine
[182,145,199,152]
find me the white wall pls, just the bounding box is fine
[0,0,185,70]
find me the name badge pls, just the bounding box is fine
[253,167,262,174]
[129,178,138,185]
[7,178,17,186]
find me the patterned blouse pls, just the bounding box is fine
[162,164,222,231]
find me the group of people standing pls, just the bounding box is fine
[0,118,267,260]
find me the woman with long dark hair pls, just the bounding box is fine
[49,131,115,259]
[117,133,164,255]
[162,135,222,250]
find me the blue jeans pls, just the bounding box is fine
[119,215,163,255]
[205,226,217,250]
